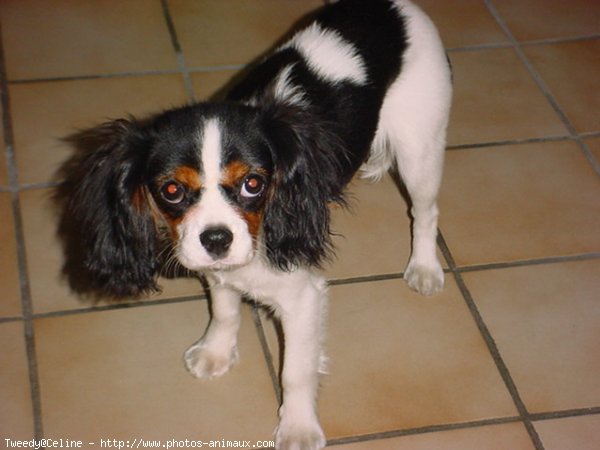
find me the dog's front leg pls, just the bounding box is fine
[274,276,327,450]
[184,283,242,379]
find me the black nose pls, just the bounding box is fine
[199,227,233,258]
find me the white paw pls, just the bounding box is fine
[183,341,239,379]
[275,421,326,450]
[404,261,444,296]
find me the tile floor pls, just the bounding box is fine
[1,0,599,449]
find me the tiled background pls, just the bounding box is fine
[1,1,599,449]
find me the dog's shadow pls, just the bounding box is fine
[53,129,109,302]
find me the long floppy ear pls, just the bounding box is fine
[261,103,348,270]
[56,119,160,298]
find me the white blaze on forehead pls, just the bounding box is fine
[284,23,368,85]
[176,117,255,270]
[199,118,223,189]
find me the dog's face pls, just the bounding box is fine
[146,112,274,271]
[61,102,346,297]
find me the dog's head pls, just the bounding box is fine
[59,102,346,297]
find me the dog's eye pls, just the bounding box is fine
[160,181,186,204]
[240,175,266,198]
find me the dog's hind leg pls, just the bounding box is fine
[370,0,452,296]
[397,132,446,296]
[387,91,449,296]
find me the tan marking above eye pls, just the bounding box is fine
[221,161,251,187]
[172,166,202,190]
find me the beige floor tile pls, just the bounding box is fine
[0,163,6,189]
[20,188,206,314]
[0,0,178,80]
[447,48,567,146]
[439,141,600,267]
[260,278,517,440]
[0,193,21,318]
[35,302,278,441]
[326,175,445,281]
[0,105,6,187]
[0,322,34,439]
[535,415,600,450]
[463,260,600,412]
[417,0,509,48]
[587,136,600,163]
[170,0,322,68]
[190,69,242,101]
[323,279,517,437]
[10,75,189,186]
[493,0,600,42]
[334,422,535,450]
[0,153,7,188]
[525,39,600,134]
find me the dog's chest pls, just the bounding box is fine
[209,258,283,301]
[208,257,321,308]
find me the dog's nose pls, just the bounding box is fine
[199,227,233,259]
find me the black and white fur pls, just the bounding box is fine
[61,1,451,448]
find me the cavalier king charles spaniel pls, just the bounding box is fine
[60,0,451,448]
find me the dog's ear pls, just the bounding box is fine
[56,118,160,298]
[261,103,347,270]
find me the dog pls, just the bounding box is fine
[60,0,451,448]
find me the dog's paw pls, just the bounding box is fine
[404,261,444,296]
[183,341,239,379]
[275,421,326,450]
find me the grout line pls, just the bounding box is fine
[0,316,24,325]
[0,23,44,440]
[250,304,283,405]
[484,0,600,177]
[327,405,600,447]
[456,253,600,274]
[160,0,196,103]
[328,272,405,287]
[579,130,600,139]
[436,230,546,450]
[326,252,600,288]
[446,134,573,150]
[530,406,600,422]
[327,416,522,447]
[188,64,246,73]
[521,34,600,47]
[446,33,600,53]
[446,42,513,52]
[5,65,247,86]
[6,69,184,85]
[30,294,207,321]
[12,180,61,191]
